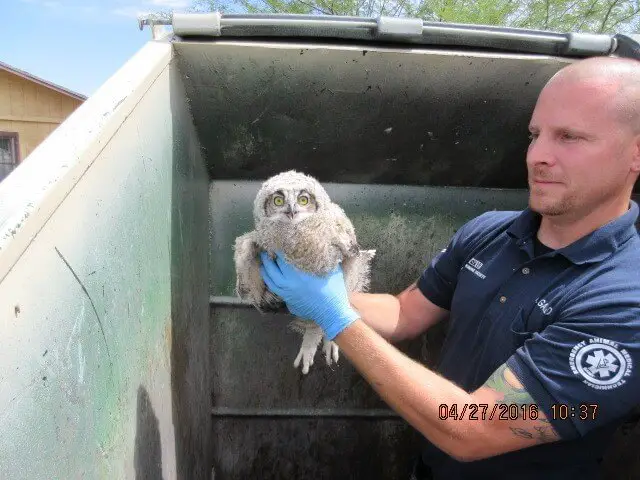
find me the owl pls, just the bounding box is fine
[233,170,375,374]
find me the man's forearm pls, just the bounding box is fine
[334,318,487,461]
[348,292,404,342]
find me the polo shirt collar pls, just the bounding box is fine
[507,200,639,265]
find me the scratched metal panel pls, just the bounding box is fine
[209,302,428,479]
[193,39,640,479]
[210,417,424,480]
[175,41,578,189]
[192,40,553,478]
[209,304,426,409]
[207,183,529,478]
[0,46,178,479]
[169,58,215,479]
[209,180,529,297]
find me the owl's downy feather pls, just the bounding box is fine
[233,170,376,374]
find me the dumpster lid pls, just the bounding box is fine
[136,11,637,58]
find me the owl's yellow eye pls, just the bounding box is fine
[297,195,309,206]
[273,196,284,206]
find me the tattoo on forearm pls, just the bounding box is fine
[534,426,554,441]
[484,365,561,444]
[485,364,536,405]
[509,425,558,442]
[510,427,533,439]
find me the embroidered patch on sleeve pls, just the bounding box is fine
[569,337,633,390]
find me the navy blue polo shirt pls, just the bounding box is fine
[416,200,640,479]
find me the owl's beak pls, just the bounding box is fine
[285,210,295,219]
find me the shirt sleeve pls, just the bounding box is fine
[506,281,640,440]
[417,212,506,310]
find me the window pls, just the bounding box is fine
[0,132,20,182]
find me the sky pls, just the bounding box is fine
[2,0,199,97]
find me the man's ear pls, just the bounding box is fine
[632,134,640,173]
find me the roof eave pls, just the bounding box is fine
[0,60,87,101]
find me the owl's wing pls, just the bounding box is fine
[233,231,283,311]
[329,204,360,258]
[344,248,376,292]
[233,231,261,303]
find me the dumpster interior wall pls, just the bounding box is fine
[169,54,213,480]
[174,39,638,479]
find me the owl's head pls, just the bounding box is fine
[253,170,331,225]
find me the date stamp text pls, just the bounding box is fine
[438,403,540,421]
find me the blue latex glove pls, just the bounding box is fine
[259,251,360,340]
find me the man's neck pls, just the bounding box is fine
[537,197,631,249]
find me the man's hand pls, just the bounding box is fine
[259,251,360,339]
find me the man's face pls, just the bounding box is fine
[526,74,639,218]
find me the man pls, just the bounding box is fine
[259,56,640,479]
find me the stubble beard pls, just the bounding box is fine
[528,189,574,216]
[529,180,624,221]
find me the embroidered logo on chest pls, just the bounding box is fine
[464,258,486,280]
[535,298,553,315]
[569,337,633,390]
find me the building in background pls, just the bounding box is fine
[0,61,86,182]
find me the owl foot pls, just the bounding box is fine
[322,336,339,367]
[289,321,341,374]
[291,322,323,374]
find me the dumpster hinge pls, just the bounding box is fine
[564,32,616,55]
[138,12,222,37]
[172,12,222,37]
[376,16,423,37]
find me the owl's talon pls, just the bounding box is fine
[293,324,324,374]
[294,345,314,375]
[322,337,340,367]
